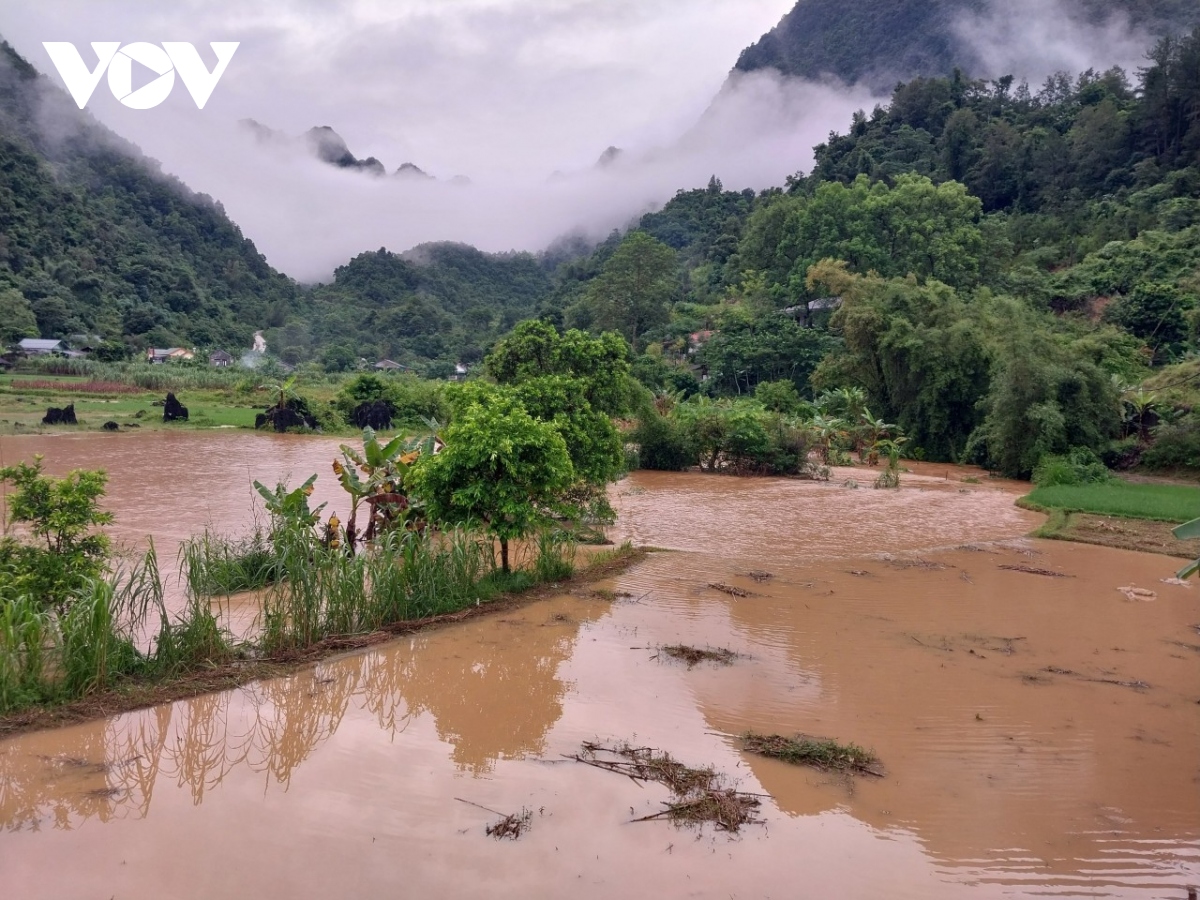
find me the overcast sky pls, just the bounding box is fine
[0,0,1166,281]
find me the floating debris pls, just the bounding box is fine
[455,798,533,840]
[1117,586,1157,602]
[487,809,532,840]
[570,742,762,833]
[659,645,739,668]
[708,582,749,597]
[746,571,774,582]
[1042,667,1150,690]
[999,564,1072,578]
[741,732,884,778]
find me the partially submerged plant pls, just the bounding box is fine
[741,732,884,777]
[659,645,738,668]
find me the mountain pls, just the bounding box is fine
[733,0,1200,89]
[0,41,298,351]
[240,118,453,181]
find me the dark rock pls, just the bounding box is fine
[42,404,77,425]
[163,393,189,422]
[102,420,119,431]
[256,403,317,433]
[352,400,393,431]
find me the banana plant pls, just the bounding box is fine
[252,474,326,534]
[332,428,424,554]
[1173,517,1200,579]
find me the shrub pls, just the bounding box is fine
[1141,417,1200,470]
[1032,447,1112,486]
[632,411,695,471]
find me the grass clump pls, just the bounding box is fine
[660,645,738,668]
[180,529,278,596]
[741,732,884,777]
[1022,481,1200,523]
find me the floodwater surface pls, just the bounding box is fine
[1,435,1198,898]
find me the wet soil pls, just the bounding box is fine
[1,455,1197,898]
[1043,510,1200,558]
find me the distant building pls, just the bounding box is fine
[783,297,843,327]
[449,363,469,382]
[18,338,65,355]
[374,359,410,372]
[147,348,195,364]
[209,349,234,367]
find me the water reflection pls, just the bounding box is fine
[0,599,602,829]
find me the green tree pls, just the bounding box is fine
[0,457,113,608]
[0,288,38,343]
[486,320,633,416]
[575,231,677,350]
[407,392,573,573]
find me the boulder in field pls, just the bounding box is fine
[42,404,77,425]
[352,400,393,431]
[163,393,189,422]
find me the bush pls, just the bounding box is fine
[631,411,695,471]
[1141,417,1200,470]
[1032,447,1112,486]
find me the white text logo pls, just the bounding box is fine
[42,42,239,110]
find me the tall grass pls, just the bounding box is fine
[2,514,591,714]
[0,542,230,713]
[180,529,278,596]
[259,525,492,652]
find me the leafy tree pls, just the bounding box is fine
[809,261,990,460]
[573,232,678,349]
[970,330,1121,477]
[0,457,113,609]
[407,392,573,573]
[486,320,632,416]
[0,288,38,343]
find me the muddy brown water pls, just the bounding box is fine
[1,434,1198,898]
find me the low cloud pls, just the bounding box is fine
[953,0,1159,84]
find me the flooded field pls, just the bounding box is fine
[1,434,1198,897]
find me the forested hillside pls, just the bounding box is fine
[558,28,1200,475]
[271,243,556,371]
[0,41,298,352]
[733,0,1200,88]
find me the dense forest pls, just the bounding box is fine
[732,0,1200,89]
[556,27,1200,475]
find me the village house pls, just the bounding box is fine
[374,359,410,372]
[209,349,234,367]
[147,348,195,364]
[17,338,65,355]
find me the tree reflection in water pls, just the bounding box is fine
[0,598,604,829]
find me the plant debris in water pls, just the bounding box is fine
[708,582,749,597]
[571,742,762,833]
[999,564,1073,577]
[741,732,885,777]
[746,571,774,582]
[486,808,532,840]
[659,644,738,668]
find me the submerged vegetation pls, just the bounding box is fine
[741,732,885,777]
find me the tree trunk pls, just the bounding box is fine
[500,538,510,574]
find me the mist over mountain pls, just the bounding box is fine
[733,0,1200,90]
